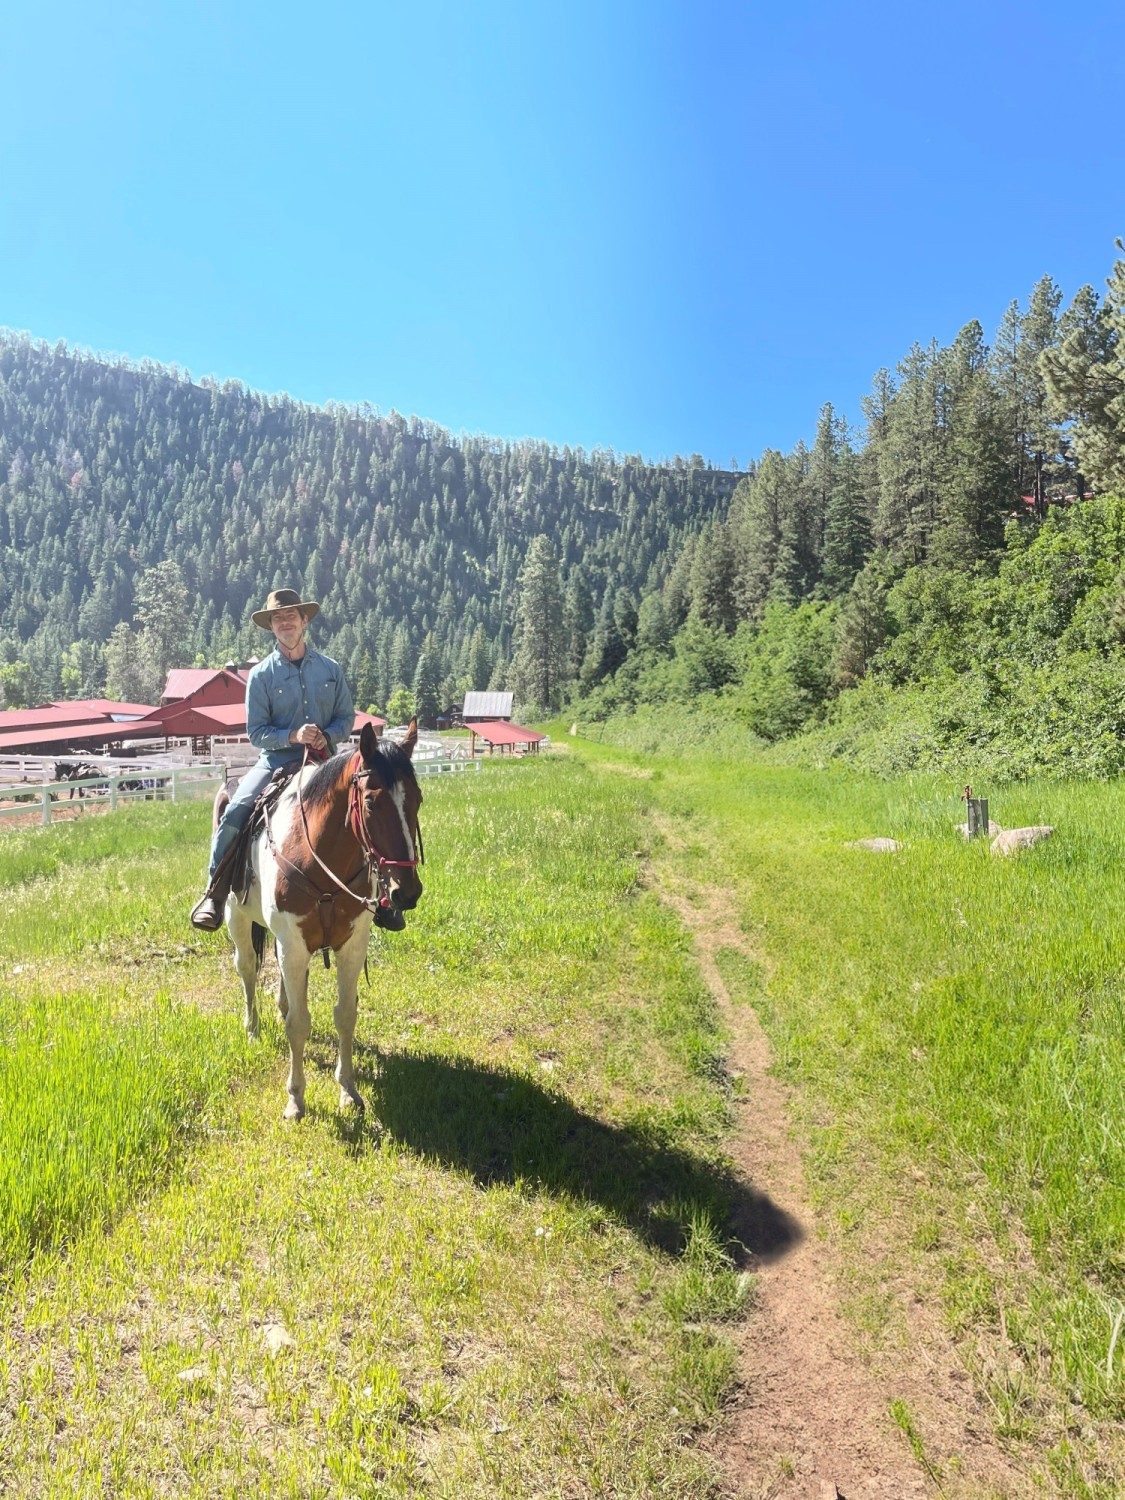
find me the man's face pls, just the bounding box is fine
[270,606,307,650]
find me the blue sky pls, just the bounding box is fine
[1,1,1123,465]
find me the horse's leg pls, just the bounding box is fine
[333,918,372,1111]
[275,932,313,1120]
[227,900,260,1040]
[276,970,289,1021]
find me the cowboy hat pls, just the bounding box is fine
[251,588,321,629]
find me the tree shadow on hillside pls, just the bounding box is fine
[327,1045,802,1266]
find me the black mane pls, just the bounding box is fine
[301,740,416,810]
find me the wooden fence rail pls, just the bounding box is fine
[0,765,228,827]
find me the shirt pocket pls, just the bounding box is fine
[272,684,299,719]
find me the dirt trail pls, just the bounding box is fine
[654,836,1031,1500]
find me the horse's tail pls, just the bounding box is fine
[251,921,268,971]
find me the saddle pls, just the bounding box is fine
[229,764,298,906]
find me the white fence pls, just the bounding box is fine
[0,764,228,826]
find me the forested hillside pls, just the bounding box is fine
[574,242,1125,778]
[0,335,739,708]
[3,240,1123,741]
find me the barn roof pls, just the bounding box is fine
[0,721,146,751]
[48,699,156,719]
[161,668,247,704]
[0,705,117,732]
[462,691,513,720]
[463,719,544,745]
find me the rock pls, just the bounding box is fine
[991,825,1054,857]
[956,819,1001,838]
[263,1322,295,1357]
[847,837,901,853]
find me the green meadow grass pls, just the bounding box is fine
[0,761,750,1498]
[568,727,1125,1493]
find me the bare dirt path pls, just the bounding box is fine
[653,831,1032,1500]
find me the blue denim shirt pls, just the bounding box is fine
[246,647,356,768]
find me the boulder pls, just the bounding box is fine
[847,837,901,853]
[990,825,1054,857]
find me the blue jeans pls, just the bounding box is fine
[207,757,297,883]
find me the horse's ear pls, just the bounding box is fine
[359,722,379,761]
[400,717,418,759]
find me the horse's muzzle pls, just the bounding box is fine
[390,878,422,912]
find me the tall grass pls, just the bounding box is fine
[0,987,252,1278]
[0,802,259,1281]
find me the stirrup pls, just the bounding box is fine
[190,893,225,931]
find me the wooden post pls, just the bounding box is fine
[961,783,989,838]
[41,786,51,826]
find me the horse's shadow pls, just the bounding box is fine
[324,1045,802,1267]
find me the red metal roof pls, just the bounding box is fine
[48,699,156,718]
[0,706,116,732]
[0,721,150,751]
[353,711,387,731]
[463,720,545,745]
[161,668,246,704]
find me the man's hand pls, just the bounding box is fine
[289,723,328,751]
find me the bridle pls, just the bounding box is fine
[268,748,423,929]
[343,752,425,905]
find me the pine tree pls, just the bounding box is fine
[562,568,595,678]
[833,557,891,689]
[133,559,189,682]
[1041,282,1116,498]
[509,535,566,711]
[930,322,1011,565]
[105,621,156,703]
[821,438,871,594]
[466,624,492,692]
[412,634,441,727]
[1042,247,1125,495]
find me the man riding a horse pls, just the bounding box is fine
[190,587,359,930]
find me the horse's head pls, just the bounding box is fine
[355,718,424,911]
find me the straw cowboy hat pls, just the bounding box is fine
[251,588,321,629]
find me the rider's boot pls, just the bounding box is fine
[190,892,225,931]
[190,853,237,931]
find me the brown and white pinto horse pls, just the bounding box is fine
[226,719,423,1119]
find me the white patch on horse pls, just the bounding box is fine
[389,782,415,862]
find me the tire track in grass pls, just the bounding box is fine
[651,814,1030,1500]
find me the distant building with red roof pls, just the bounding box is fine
[160,667,248,708]
[463,720,544,755]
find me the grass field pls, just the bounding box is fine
[5,741,1125,1496]
[0,765,749,1498]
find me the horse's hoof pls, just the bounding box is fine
[339,1088,365,1113]
[283,1098,305,1121]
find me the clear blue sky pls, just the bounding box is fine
[2,1,1123,466]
